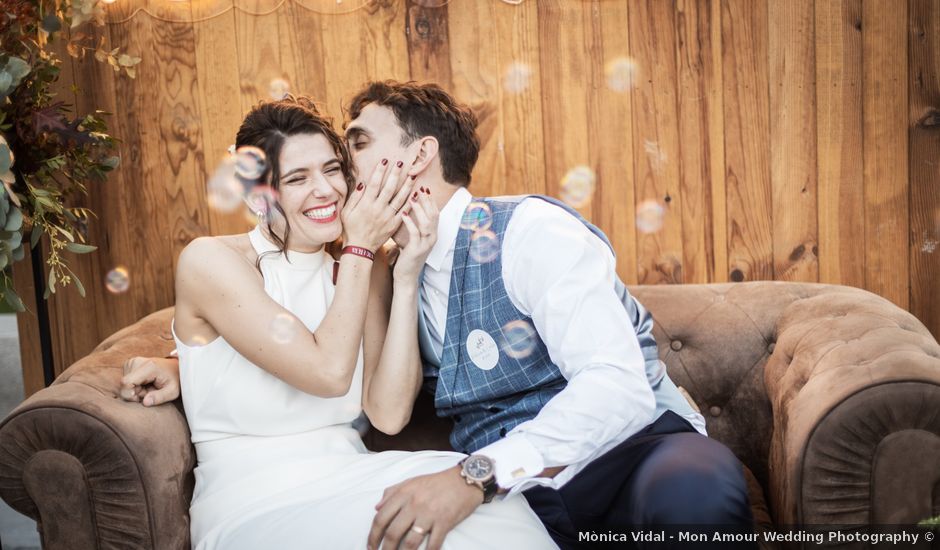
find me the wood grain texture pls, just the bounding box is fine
[769,0,818,283]
[863,0,910,310]
[630,0,683,285]
[11,244,44,397]
[585,0,638,285]
[485,0,545,199]
[318,0,409,120]
[909,0,940,341]
[816,0,865,289]
[720,0,773,284]
[536,0,592,220]
[194,2,251,237]
[675,0,722,284]
[14,0,938,395]
[406,0,452,88]
[445,0,502,197]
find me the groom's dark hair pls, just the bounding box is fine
[346,81,480,187]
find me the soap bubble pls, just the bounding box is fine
[460,202,493,232]
[207,157,246,213]
[105,266,130,294]
[234,146,267,180]
[636,200,665,234]
[605,57,639,93]
[503,62,532,95]
[245,185,279,216]
[643,139,668,172]
[270,313,299,344]
[560,165,596,208]
[268,78,291,101]
[500,320,537,359]
[184,333,210,347]
[469,230,500,263]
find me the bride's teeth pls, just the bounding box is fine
[304,204,336,220]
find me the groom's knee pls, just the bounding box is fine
[630,434,753,526]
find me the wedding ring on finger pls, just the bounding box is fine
[410,524,429,537]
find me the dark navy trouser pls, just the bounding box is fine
[523,410,757,550]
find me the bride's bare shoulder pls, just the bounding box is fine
[178,234,257,273]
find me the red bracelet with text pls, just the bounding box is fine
[342,245,375,262]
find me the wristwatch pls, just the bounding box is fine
[459,455,498,504]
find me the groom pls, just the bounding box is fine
[343,81,755,550]
[126,81,756,549]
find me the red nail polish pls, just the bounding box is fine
[425,188,431,195]
[396,160,403,168]
[356,182,364,191]
[381,159,388,166]
[410,175,417,181]
[412,192,418,201]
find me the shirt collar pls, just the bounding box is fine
[425,186,473,271]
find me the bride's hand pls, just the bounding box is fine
[393,187,438,284]
[120,356,180,407]
[341,159,414,253]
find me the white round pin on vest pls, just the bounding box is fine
[466,329,499,370]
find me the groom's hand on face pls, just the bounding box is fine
[368,465,483,550]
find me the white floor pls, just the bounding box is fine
[0,314,41,550]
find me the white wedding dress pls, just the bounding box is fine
[174,226,557,550]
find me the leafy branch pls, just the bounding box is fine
[0,0,136,311]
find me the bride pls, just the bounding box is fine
[123,96,556,549]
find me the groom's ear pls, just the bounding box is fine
[409,136,439,176]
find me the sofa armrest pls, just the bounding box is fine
[0,307,194,550]
[764,286,940,525]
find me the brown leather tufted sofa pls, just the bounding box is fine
[2,281,939,549]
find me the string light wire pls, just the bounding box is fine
[103,0,524,25]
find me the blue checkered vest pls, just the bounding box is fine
[418,195,697,454]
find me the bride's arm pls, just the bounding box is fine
[177,236,378,397]
[175,166,407,398]
[361,190,438,434]
[360,250,423,435]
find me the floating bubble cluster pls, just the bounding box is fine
[185,334,210,347]
[244,185,279,223]
[560,165,596,209]
[605,57,638,93]
[207,157,245,213]
[503,62,533,95]
[234,146,267,180]
[208,147,272,223]
[469,230,500,264]
[268,78,291,101]
[460,202,493,233]
[105,266,130,294]
[500,319,537,359]
[643,139,668,172]
[270,313,299,344]
[636,199,665,234]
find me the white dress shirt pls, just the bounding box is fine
[419,188,706,497]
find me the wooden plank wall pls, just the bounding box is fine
[12,0,939,396]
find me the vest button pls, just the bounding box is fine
[499,428,507,437]
[709,406,722,417]
[670,340,683,351]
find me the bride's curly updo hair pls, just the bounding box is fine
[234,95,353,264]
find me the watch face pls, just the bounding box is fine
[464,455,494,481]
